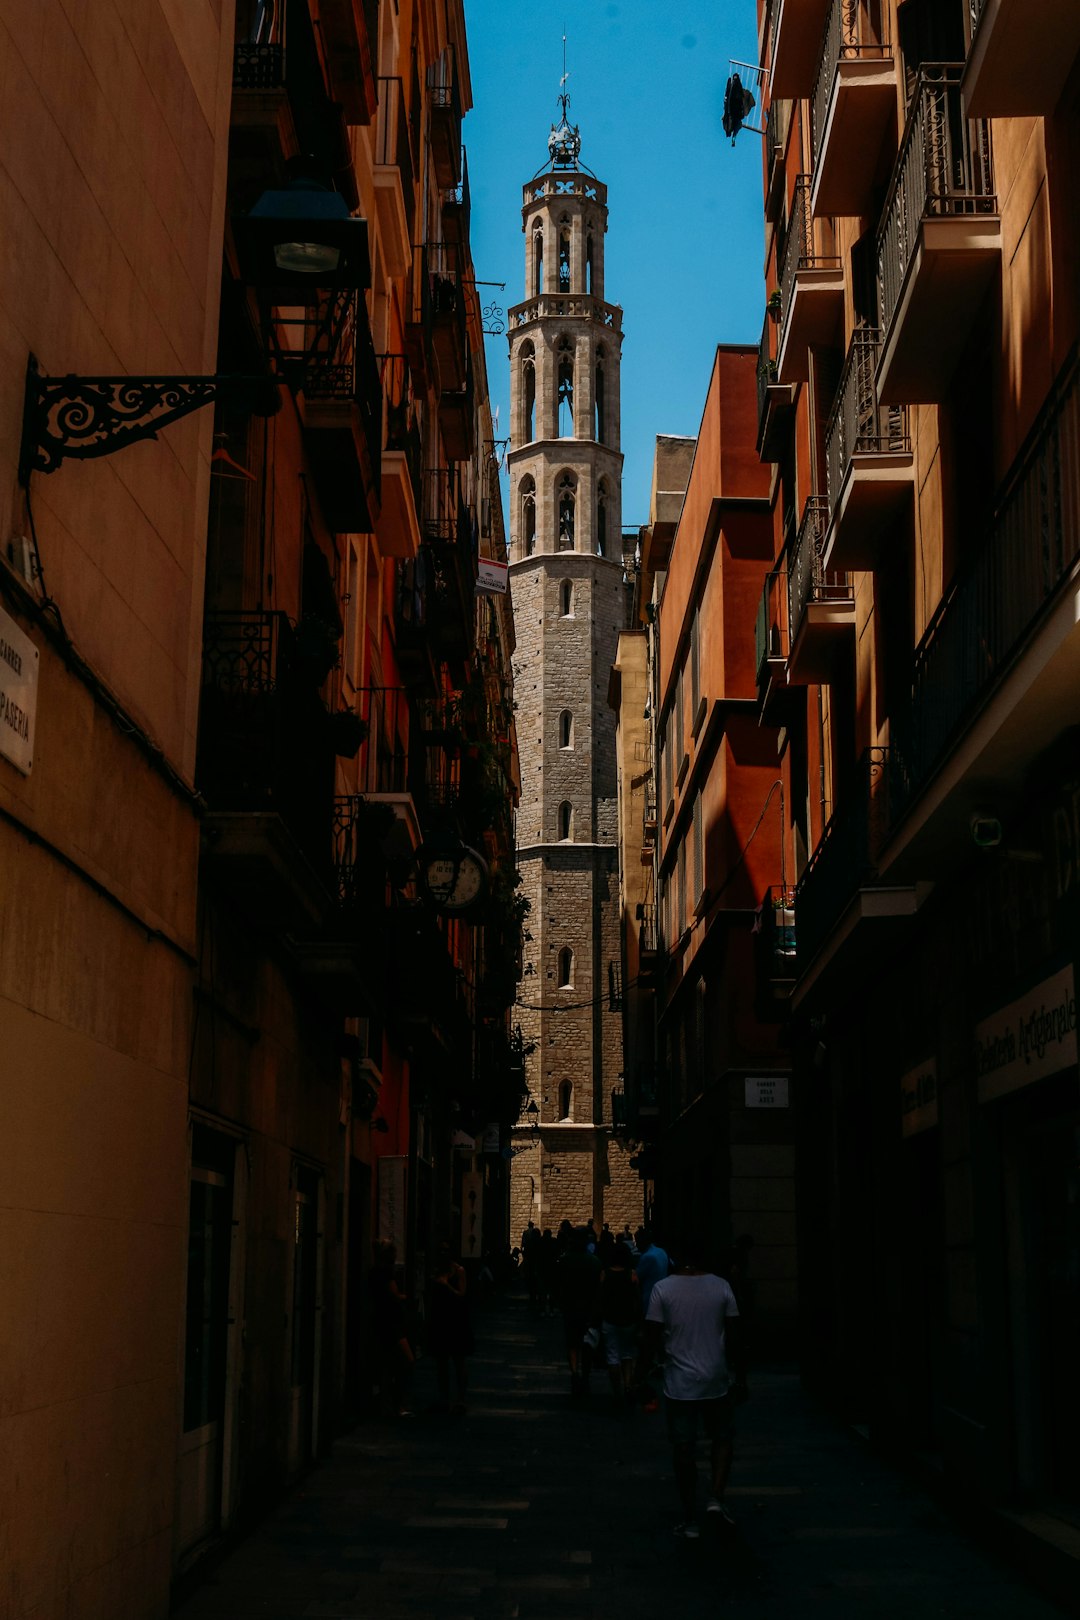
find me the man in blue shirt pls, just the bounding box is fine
[633,1227,670,1315]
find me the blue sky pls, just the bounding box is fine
[462,0,766,527]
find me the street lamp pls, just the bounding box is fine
[525,1098,540,1140]
[19,167,367,483]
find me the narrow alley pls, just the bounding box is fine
[173,1292,1066,1620]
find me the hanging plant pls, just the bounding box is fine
[328,709,368,758]
[292,613,341,683]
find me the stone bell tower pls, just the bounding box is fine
[507,93,639,1236]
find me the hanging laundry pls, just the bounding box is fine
[723,73,757,145]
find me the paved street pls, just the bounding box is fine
[176,1293,1066,1620]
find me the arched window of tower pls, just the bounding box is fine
[558,801,573,840]
[557,338,574,438]
[520,475,536,555]
[521,341,535,442]
[595,348,606,444]
[586,232,594,296]
[558,1080,573,1120]
[558,946,574,986]
[560,579,573,616]
[557,474,576,550]
[560,710,574,748]
[533,219,544,296]
[559,218,571,292]
[597,480,609,558]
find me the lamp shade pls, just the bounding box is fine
[234,176,370,294]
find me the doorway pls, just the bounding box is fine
[288,1166,324,1471]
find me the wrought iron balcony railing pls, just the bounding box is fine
[811,0,890,172]
[756,315,775,433]
[234,0,285,88]
[638,903,658,954]
[788,496,851,640]
[378,352,422,509]
[795,747,897,970]
[427,44,463,187]
[778,175,840,357]
[877,65,995,348]
[825,329,909,514]
[423,466,464,544]
[375,75,415,203]
[893,350,1080,814]
[444,148,472,244]
[355,685,412,796]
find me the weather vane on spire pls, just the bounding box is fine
[548,29,581,168]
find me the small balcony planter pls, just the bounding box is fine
[293,614,342,684]
[328,709,369,758]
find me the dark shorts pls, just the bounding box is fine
[665,1391,736,1446]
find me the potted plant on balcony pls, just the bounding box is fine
[292,612,341,684]
[767,289,782,322]
[328,708,369,758]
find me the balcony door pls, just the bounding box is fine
[288,1167,325,1472]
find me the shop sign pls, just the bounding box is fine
[460,1169,483,1260]
[0,603,38,775]
[377,1155,407,1248]
[975,963,1078,1103]
[480,1122,501,1154]
[476,558,509,596]
[900,1058,938,1137]
[744,1074,789,1108]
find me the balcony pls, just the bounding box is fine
[427,241,469,393]
[197,612,335,929]
[443,147,472,248]
[405,243,435,386]
[794,748,918,996]
[439,351,475,461]
[757,315,795,461]
[823,329,913,572]
[963,0,1080,119]
[754,885,797,1019]
[299,290,383,533]
[394,549,437,693]
[291,794,389,1013]
[377,354,423,560]
[637,904,661,985]
[423,469,478,664]
[755,568,794,721]
[776,176,844,385]
[231,8,296,183]
[876,66,1000,405]
[885,354,1080,869]
[318,0,379,125]
[810,0,896,220]
[374,77,416,278]
[786,497,854,683]
[427,46,463,189]
[770,0,832,98]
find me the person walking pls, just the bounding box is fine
[633,1227,671,1317]
[599,1240,639,1406]
[368,1240,414,1417]
[426,1242,472,1414]
[521,1219,542,1311]
[557,1226,602,1397]
[637,1237,747,1539]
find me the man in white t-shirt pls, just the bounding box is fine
[638,1240,747,1539]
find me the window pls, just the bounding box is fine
[558,947,574,987]
[520,341,536,441]
[557,473,576,550]
[558,1080,573,1120]
[675,666,686,775]
[596,480,609,558]
[585,232,594,295]
[677,838,687,938]
[520,475,536,555]
[558,219,571,291]
[533,220,544,295]
[559,710,574,749]
[693,792,705,906]
[595,348,606,444]
[560,579,573,616]
[558,800,573,840]
[557,338,574,437]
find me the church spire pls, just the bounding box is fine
[547,33,581,168]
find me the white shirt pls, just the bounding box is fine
[645,1272,740,1401]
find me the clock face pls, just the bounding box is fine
[421,847,487,911]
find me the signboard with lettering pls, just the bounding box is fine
[975,964,1078,1103]
[476,558,509,596]
[744,1074,790,1108]
[0,605,38,776]
[480,1122,501,1154]
[900,1058,938,1137]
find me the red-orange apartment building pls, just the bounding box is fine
[750,0,1080,1568]
[0,4,520,1614]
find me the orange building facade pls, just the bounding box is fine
[0,4,519,1615]
[751,0,1080,1557]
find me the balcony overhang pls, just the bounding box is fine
[771,0,832,98]
[758,380,796,460]
[877,214,1002,404]
[787,599,855,684]
[290,938,379,1014]
[777,268,844,384]
[963,0,1080,119]
[758,656,799,725]
[318,0,378,125]
[300,396,380,533]
[377,449,422,558]
[201,811,329,931]
[822,453,914,573]
[373,166,411,278]
[811,58,896,219]
[791,884,922,1011]
[878,566,1080,888]
[438,387,474,460]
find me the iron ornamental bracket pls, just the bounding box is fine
[19,356,282,483]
